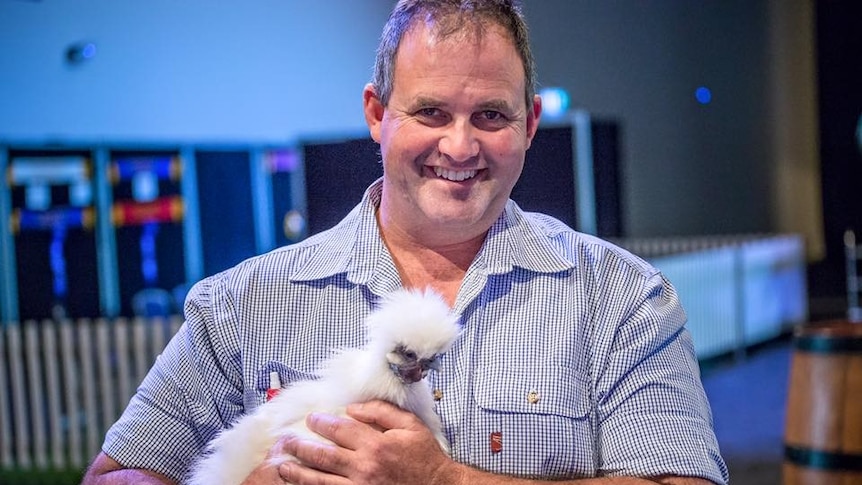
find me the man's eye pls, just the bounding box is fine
[481,110,504,121]
[414,107,449,127]
[473,110,510,130]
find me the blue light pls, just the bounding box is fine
[65,42,97,64]
[82,43,97,59]
[695,86,712,105]
[132,170,159,202]
[141,222,160,285]
[50,224,69,299]
[539,87,570,117]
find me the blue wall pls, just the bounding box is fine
[0,0,816,241]
[0,1,392,142]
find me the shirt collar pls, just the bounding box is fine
[288,179,392,288]
[289,180,574,285]
[477,200,576,275]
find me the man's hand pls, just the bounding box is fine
[237,436,300,485]
[277,400,457,485]
[273,400,719,485]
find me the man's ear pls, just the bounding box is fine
[525,94,543,150]
[363,83,385,143]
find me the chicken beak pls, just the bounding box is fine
[422,357,441,372]
[389,355,442,384]
[391,361,425,383]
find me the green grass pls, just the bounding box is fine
[0,468,85,485]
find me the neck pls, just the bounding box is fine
[377,210,485,305]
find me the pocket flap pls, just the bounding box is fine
[474,364,591,419]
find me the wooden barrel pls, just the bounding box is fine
[783,320,862,484]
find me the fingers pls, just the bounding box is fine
[277,457,352,485]
[278,460,351,485]
[276,429,355,484]
[279,406,453,485]
[304,412,382,450]
[346,400,422,431]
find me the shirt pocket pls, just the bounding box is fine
[471,364,595,479]
[244,361,318,411]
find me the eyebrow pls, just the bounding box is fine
[408,96,516,114]
[476,99,516,114]
[408,96,444,110]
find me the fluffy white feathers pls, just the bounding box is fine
[185,288,460,485]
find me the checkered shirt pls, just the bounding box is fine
[103,179,729,484]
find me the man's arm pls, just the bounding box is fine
[85,276,249,484]
[80,453,177,485]
[82,449,289,485]
[433,463,716,485]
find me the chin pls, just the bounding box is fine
[422,211,486,234]
[424,199,504,231]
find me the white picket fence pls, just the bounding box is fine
[0,316,181,470]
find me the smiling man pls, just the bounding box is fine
[82,1,728,484]
[365,14,541,305]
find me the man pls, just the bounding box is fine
[82,1,728,484]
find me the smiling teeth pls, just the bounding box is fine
[434,167,478,181]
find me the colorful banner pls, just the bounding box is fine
[112,196,184,226]
[7,156,90,186]
[11,207,95,234]
[110,156,182,183]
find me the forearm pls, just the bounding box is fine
[80,471,175,485]
[436,460,715,485]
[80,453,178,485]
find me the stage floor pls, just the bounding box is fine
[701,337,792,484]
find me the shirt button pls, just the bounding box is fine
[433,389,443,401]
[527,391,540,404]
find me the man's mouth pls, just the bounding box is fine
[433,167,478,182]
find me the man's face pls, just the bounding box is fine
[364,21,541,243]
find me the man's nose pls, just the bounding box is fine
[438,119,479,162]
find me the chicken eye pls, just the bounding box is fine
[396,345,417,361]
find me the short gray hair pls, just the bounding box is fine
[372,0,536,109]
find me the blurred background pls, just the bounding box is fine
[0,0,860,483]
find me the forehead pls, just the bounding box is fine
[392,20,526,103]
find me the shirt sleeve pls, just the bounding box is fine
[101,273,244,482]
[594,271,729,485]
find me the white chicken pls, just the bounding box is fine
[185,287,460,485]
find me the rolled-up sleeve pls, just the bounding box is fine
[102,273,243,482]
[595,272,729,484]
